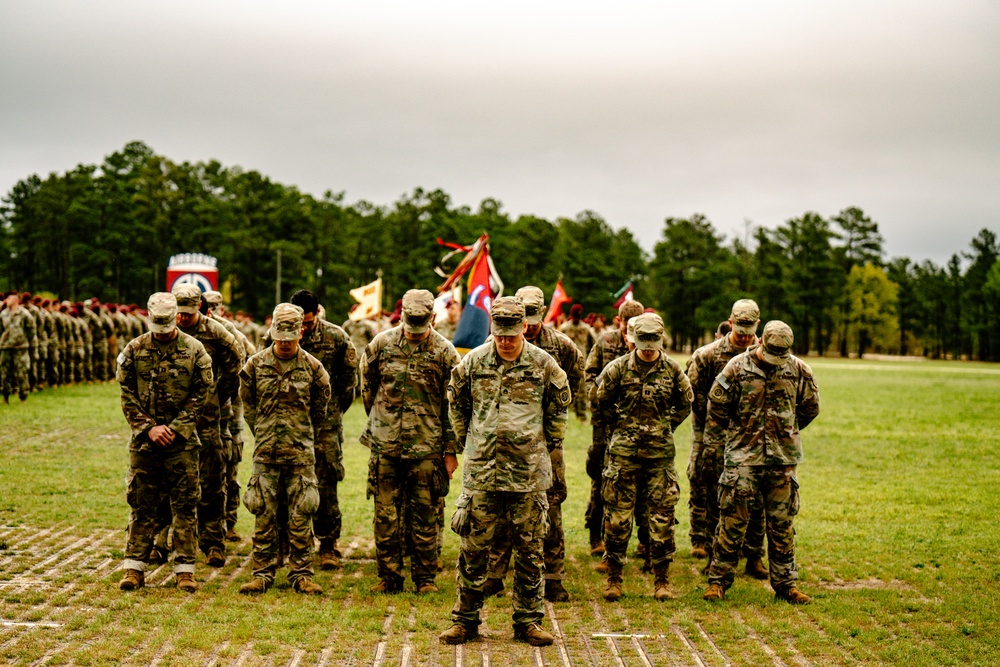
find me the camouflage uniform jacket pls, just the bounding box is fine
[117,332,214,452]
[448,341,571,493]
[360,327,459,458]
[343,318,378,355]
[527,325,584,396]
[434,317,457,341]
[213,313,254,358]
[178,315,242,406]
[300,319,357,430]
[595,350,693,459]
[0,308,36,349]
[705,348,821,467]
[239,346,331,466]
[559,320,596,357]
[585,328,629,393]
[686,334,757,442]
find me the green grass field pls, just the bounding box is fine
[1,357,998,666]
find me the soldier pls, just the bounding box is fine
[21,293,45,391]
[687,299,769,580]
[594,313,692,601]
[434,297,461,341]
[173,284,242,567]
[238,303,331,595]
[117,292,213,592]
[703,321,820,604]
[584,300,645,560]
[484,286,582,603]
[287,289,357,569]
[559,303,596,421]
[203,290,252,542]
[361,289,459,593]
[40,299,61,387]
[439,297,570,647]
[343,305,378,358]
[0,292,37,403]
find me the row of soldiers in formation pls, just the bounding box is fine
[112,278,819,648]
[0,290,275,403]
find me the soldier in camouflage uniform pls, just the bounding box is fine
[594,314,692,601]
[1,292,37,403]
[117,293,213,592]
[584,300,646,560]
[287,289,358,569]
[559,303,596,421]
[238,303,331,595]
[202,291,252,543]
[687,299,768,580]
[440,297,570,647]
[484,286,582,603]
[173,284,243,567]
[20,293,45,391]
[343,306,378,357]
[434,297,461,341]
[703,321,820,604]
[361,289,460,593]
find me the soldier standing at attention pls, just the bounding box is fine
[686,299,768,579]
[239,303,331,595]
[483,286,582,603]
[594,313,692,601]
[287,289,358,569]
[439,297,570,647]
[1,292,37,403]
[559,303,596,421]
[703,321,820,604]
[117,293,213,592]
[583,300,645,560]
[173,284,243,568]
[361,289,460,594]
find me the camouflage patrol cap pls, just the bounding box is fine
[401,289,435,334]
[270,302,304,341]
[760,320,793,366]
[633,313,665,351]
[146,292,178,334]
[730,299,761,335]
[490,296,525,336]
[618,300,644,321]
[172,284,203,314]
[515,286,546,325]
[203,290,224,308]
[625,317,636,345]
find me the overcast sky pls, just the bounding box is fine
[2,1,997,265]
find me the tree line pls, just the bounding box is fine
[2,141,998,360]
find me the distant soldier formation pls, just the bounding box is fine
[4,284,821,646]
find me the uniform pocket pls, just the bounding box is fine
[125,470,140,509]
[295,475,320,516]
[242,474,265,516]
[717,467,740,512]
[789,473,801,517]
[450,493,473,536]
[366,454,378,499]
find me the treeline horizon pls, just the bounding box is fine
[2,141,998,361]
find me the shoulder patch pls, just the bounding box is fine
[557,384,572,407]
[715,373,731,390]
[117,352,126,366]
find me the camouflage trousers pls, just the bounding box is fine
[451,490,548,629]
[197,419,228,554]
[92,340,109,382]
[586,438,649,550]
[372,455,442,587]
[314,428,346,550]
[0,349,30,399]
[243,463,320,585]
[47,344,61,386]
[601,455,679,572]
[221,409,244,533]
[487,491,565,582]
[695,445,766,559]
[123,447,200,574]
[707,465,800,592]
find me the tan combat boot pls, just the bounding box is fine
[744,557,769,580]
[176,572,198,592]
[603,568,623,601]
[206,546,226,568]
[238,576,269,595]
[417,582,440,594]
[775,587,811,604]
[225,528,241,543]
[653,564,677,601]
[514,623,554,646]
[118,569,145,591]
[482,577,505,598]
[702,583,725,601]
[371,578,402,594]
[544,579,570,602]
[319,550,341,570]
[590,540,605,557]
[439,623,479,645]
[294,577,323,595]
[690,544,709,559]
